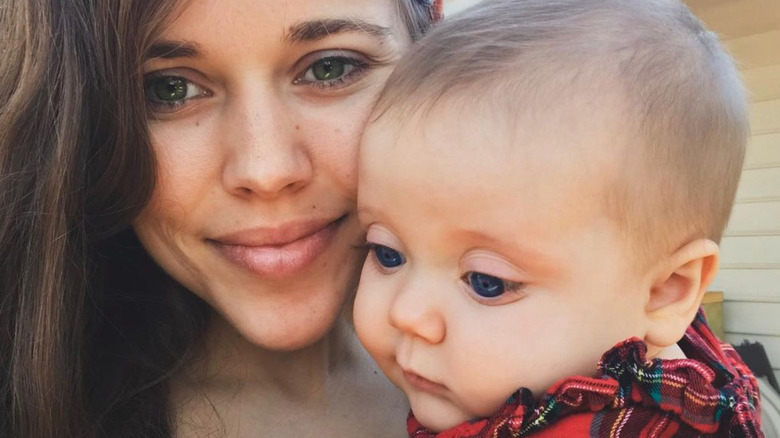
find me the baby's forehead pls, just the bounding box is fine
[366,102,620,210]
[368,85,631,173]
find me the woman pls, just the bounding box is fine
[0,0,441,436]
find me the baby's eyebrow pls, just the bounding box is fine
[284,18,392,44]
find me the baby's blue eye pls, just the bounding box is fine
[372,244,405,268]
[466,272,506,298]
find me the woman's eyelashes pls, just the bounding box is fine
[461,271,524,300]
[144,75,211,113]
[292,51,372,90]
[366,243,406,269]
[143,51,373,115]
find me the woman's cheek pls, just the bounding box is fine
[301,77,392,189]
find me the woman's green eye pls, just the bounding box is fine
[151,77,188,102]
[297,55,368,88]
[311,58,346,81]
[144,75,210,113]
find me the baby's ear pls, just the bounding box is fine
[644,239,719,352]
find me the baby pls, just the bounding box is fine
[353,0,764,436]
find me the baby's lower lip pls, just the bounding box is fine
[403,371,448,394]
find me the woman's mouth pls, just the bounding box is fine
[209,215,346,279]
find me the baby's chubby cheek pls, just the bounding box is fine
[353,269,395,367]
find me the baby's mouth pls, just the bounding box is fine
[402,370,448,395]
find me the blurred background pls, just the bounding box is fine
[443,0,482,15]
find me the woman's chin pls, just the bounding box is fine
[242,315,342,351]
[219,290,350,352]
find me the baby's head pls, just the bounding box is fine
[354,0,747,431]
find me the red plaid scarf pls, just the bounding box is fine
[408,309,763,437]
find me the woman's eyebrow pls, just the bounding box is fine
[147,40,201,60]
[284,19,392,44]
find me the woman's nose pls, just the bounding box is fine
[388,277,446,345]
[221,88,313,199]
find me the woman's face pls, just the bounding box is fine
[134,0,411,350]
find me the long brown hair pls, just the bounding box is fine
[0,1,437,437]
[1,1,193,436]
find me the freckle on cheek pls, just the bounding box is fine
[195,120,200,127]
[295,125,300,131]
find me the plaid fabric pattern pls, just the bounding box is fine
[407,309,763,437]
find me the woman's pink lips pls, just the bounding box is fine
[209,217,343,279]
[403,370,448,395]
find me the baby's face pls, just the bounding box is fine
[354,105,652,431]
